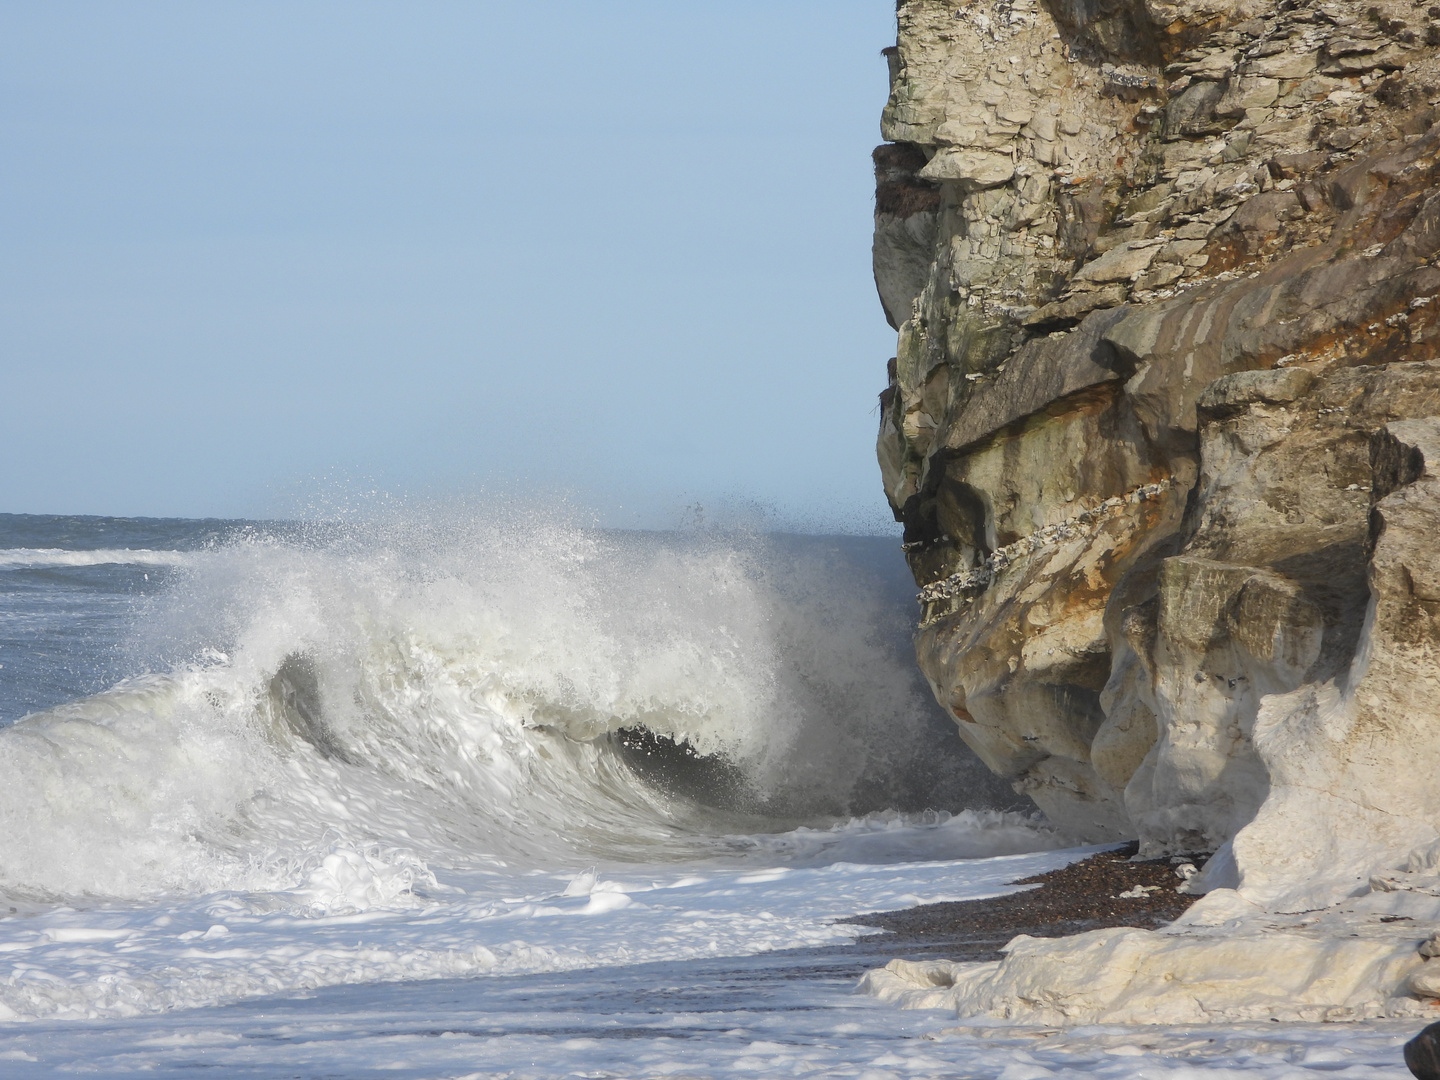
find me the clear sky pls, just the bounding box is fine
[0,2,900,530]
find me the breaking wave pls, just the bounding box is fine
[0,548,193,569]
[0,513,1020,906]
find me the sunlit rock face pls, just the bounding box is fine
[876,0,1440,890]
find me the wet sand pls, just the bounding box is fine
[843,842,1205,961]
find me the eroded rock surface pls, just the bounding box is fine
[876,0,1440,888]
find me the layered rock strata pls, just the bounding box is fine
[877,0,1440,893]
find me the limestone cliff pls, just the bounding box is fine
[876,0,1440,911]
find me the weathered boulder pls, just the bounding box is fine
[1405,1022,1440,1080]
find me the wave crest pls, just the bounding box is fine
[0,514,1010,903]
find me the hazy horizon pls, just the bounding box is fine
[1,2,900,533]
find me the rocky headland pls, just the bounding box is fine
[872,0,1440,1024]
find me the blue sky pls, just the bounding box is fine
[0,2,899,530]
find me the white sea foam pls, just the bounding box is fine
[0,548,194,569]
[0,831,1074,1023]
[0,975,1419,1080]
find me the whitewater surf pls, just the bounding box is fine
[0,511,1060,1020]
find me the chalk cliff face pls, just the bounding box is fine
[876,0,1440,907]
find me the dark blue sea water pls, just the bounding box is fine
[0,515,233,724]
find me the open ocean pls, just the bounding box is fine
[0,512,1418,1077]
